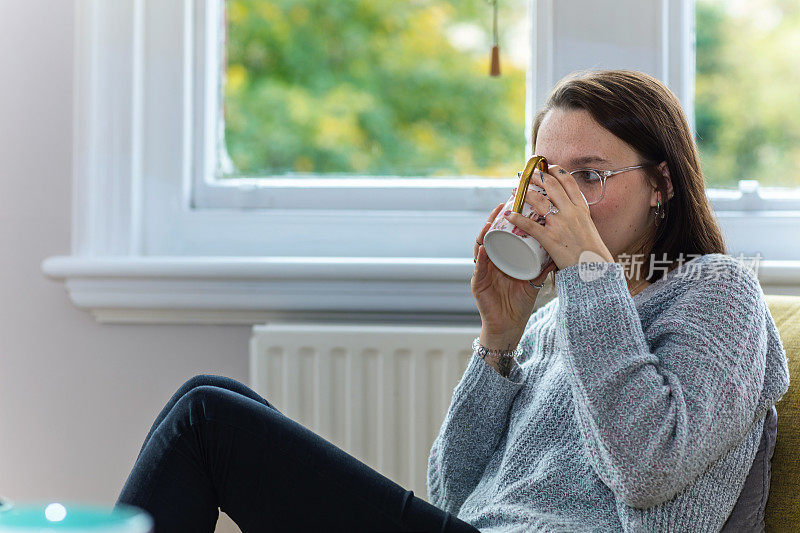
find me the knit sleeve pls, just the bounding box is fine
[554,254,768,510]
[426,338,526,514]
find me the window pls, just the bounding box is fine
[194,0,533,212]
[695,0,800,190]
[42,0,800,325]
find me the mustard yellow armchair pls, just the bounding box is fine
[764,294,800,532]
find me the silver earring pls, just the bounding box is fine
[653,195,667,225]
[654,197,661,225]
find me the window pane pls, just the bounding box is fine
[221,0,528,178]
[695,0,800,188]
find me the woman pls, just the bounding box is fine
[432,69,789,532]
[115,69,789,532]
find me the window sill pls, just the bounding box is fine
[41,255,800,325]
[41,256,481,324]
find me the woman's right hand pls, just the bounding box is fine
[472,203,557,346]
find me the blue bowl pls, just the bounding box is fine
[0,501,152,532]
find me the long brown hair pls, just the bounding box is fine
[533,69,726,285]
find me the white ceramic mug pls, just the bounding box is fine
[483,156,552,281]
[483,156,589,281]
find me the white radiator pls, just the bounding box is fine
[249,323,479,500]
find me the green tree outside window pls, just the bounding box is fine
[222,0,528,179]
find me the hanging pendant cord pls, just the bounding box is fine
[487,0,501,76]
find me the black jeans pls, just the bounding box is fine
[115,374,480,533]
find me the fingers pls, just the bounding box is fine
[535,165,586,210]
[524,259,557,297]
[475,203,505,262]
[473,242,492,284]
[473,223,509,286]
[524,185,551,218]
[487,202,505,223]
[549,164,587,208]
[522,259,556,297]
[529,169,566,211]
[502,207,552,248]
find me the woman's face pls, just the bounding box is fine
[533,107,671,263]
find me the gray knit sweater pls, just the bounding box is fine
[427,253,790,532]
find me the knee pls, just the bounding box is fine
[168,385,280,435]
[180,373,226,392]
[171,374,231,403]
[172,385,233,426]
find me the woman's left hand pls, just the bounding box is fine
[503,164,615,270]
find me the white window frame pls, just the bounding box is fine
[42,0,800,324]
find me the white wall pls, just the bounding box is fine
[0,1,248,529]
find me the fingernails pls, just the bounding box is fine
[503,210,511,216]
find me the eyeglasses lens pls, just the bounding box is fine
[571,170,603,204]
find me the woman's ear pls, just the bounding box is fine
[656,161,674,201]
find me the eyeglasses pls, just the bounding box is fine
[520,164,649,205]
